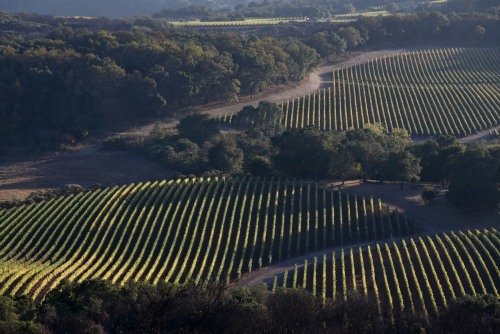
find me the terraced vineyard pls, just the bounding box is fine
[227,48,500,137]
[269,228,500,318]
[0,177,414,301]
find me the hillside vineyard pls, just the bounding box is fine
[0,178,415,301]
[275,48,499,136]
[270,228,499,319]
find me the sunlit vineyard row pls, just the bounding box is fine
[227,48,499,137]
[280,48,499,135]
[0,177,414,301]
[270,228,500,319]
[170,11,389,27]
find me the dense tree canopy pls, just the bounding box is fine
[0,279,498,333]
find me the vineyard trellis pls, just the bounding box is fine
[271,228,499,318]
[226,48,500,137]
[0,177,414,301]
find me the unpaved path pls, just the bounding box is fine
[1,48,497,201]
[236,179,499,288]
[0,49,409,201]
[458,125,500,143]
[237,240,384,288]
[326,180,499,234]
[198,49,409,117]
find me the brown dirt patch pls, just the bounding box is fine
[325,180,499,234]
[0,146,174,202]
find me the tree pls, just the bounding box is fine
[432,294,500,333]
[176,113,220,145]
[344,125,387,182]
[336,27,362,51]
[273,127,338,179]
[412,136,464,184]
[235,101,284,136]
[382,151,421,189]
[330,144,361,185]
[208,136,244,175]
[446,143,500,212]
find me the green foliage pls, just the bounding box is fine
[446,143,500,212]
[0,16,319,151]
[421,185,437,203]
[208,136,244,174]
[273,127,339,179]
[177,113,220,145]
[0,296,40,334]
[0,177,413,301]
[272,229,499,320]
[382,151,421,188]
[232,101,285,137]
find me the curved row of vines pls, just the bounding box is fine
[270,228,500,321]
[225,48,500,137]
[0,177,414,301]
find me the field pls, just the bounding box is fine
[268,228,499,318]
[0,177,414,301]
[226,48,500,137]
[169,12,389,27]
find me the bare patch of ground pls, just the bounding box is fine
[0,146,173,201]
[325,180,499,234]
[0,49,409,201]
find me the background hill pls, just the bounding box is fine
[0,0,250,18]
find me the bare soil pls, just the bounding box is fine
[325,180,499,234]
[0,146,173,201]
[121,49,410,136]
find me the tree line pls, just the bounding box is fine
[0,16,317,151]
[0,9,498,152]
[106,104,500,212]
[0,279,498,333]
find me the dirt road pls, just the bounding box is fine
[0,49,409,201]
[237,240,383,288]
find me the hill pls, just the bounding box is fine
[0,177,416,301]
[227,47,500,137]
[0,0,246,18]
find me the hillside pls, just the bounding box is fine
[0,0,247,18]
[227,47,500,137]
[262,229,500,317]
[0,177,416,301]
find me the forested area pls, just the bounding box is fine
[0,15,318,150]
[0,10,498,152]
[0,279,498,334]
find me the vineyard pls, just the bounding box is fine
[0,177,414,301]
[227,48,500,137]
[170,12,389,27]
[269,228,500,318]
